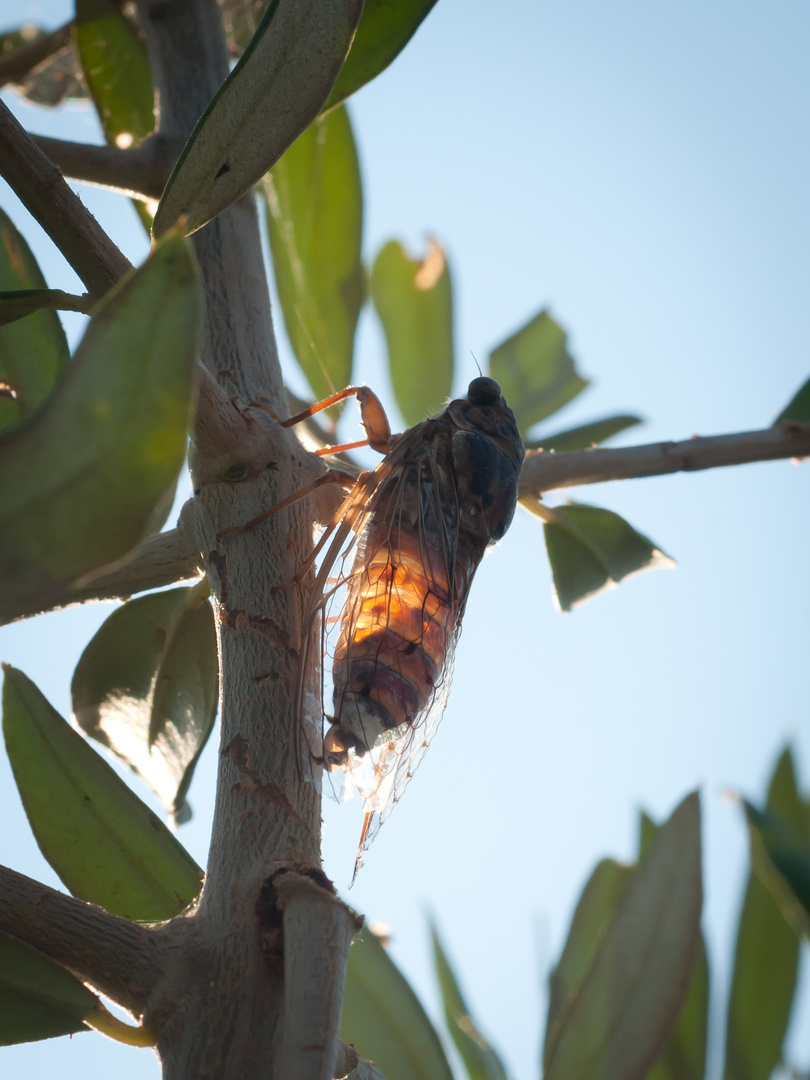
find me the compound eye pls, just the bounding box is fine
[467,376,502,405]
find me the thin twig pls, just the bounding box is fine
[520,422,810,496]
[0,22,72,86]
[0,98,132,298]
[0,864,163,1012]
[34,133,176,198]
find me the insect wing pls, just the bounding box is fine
[298,425,464,871]
[348,626,460,881]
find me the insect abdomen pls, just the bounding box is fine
[330,521,473,757]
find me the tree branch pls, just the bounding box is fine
[33,133,176,199]
[519,422,810,495]
[0,864,163,1013]
[273,870,362,1080]
[0,22,72,87]
[0,527,201,627]
[335,1041,387,1080]
[0,99,131,298]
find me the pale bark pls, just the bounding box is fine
[2,0,806,1076]
[33,133,176,199]
[520,422,810,496]
[0,865,162,1012]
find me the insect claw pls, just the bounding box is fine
[323,728,349,770]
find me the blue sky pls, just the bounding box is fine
[1,1,809,1077]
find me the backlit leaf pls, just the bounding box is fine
[0,933,95,1044]
[13,39,86,107]
[75,0,154,148]
[325,0,439,112]
[2,665,203,921]
[489,309,588,434]
[724,748,804,1080]
[525,414,642,452]
[73,586,218,823]
[0,235,201,623]
[542,502,674,611]
[743,805,810,937]
[262,104,363,403]
[544,793,702,1080]
[640,811,709,1080]
[154,0,363,237]
[545,858,635,1047]
[431,921,509,1080]
[342,927,454,1080]
[371,238,453,426]
[0,207,69,432]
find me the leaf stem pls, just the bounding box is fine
[85,1001,158,1047]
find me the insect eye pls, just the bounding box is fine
[467,376,502,405]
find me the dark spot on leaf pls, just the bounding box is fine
[215,162,230,179]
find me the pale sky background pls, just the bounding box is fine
[1,1,809,1078]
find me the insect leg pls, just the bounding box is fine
[253,386,394,454]
[216,469,355,540]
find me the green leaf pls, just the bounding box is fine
[0,932,96,1044]
[342,927,454,1080]
[153,0,363,238]
[262,104,363,403]
[2,665,203,921]
[774,375,810,425]
[542,502,674,611]
[545,858,635,1047]
[0,25,46,68]
[371,238,453,426]
[72,586,218,823]
[724,748,804,1080]
[325,0,439,112]
[0,208,70,432]
[0,235,201,623]
[743,804,810,936]
[489,309,588,434]
[12,39,87,107]
[640,811,709,1080]
[431,922,509,1080]
[75,0,154,149]
[526,414,642,452]
[544,792,702,1080]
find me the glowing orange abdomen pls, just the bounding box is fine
[332,521,475,736]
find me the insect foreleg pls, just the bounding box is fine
[215,469,355,540]
[253,386,394,455]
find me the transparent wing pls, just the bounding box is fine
[347,627,461,883]
[298,425,472,881]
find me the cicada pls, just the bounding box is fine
[287,376,525,879]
